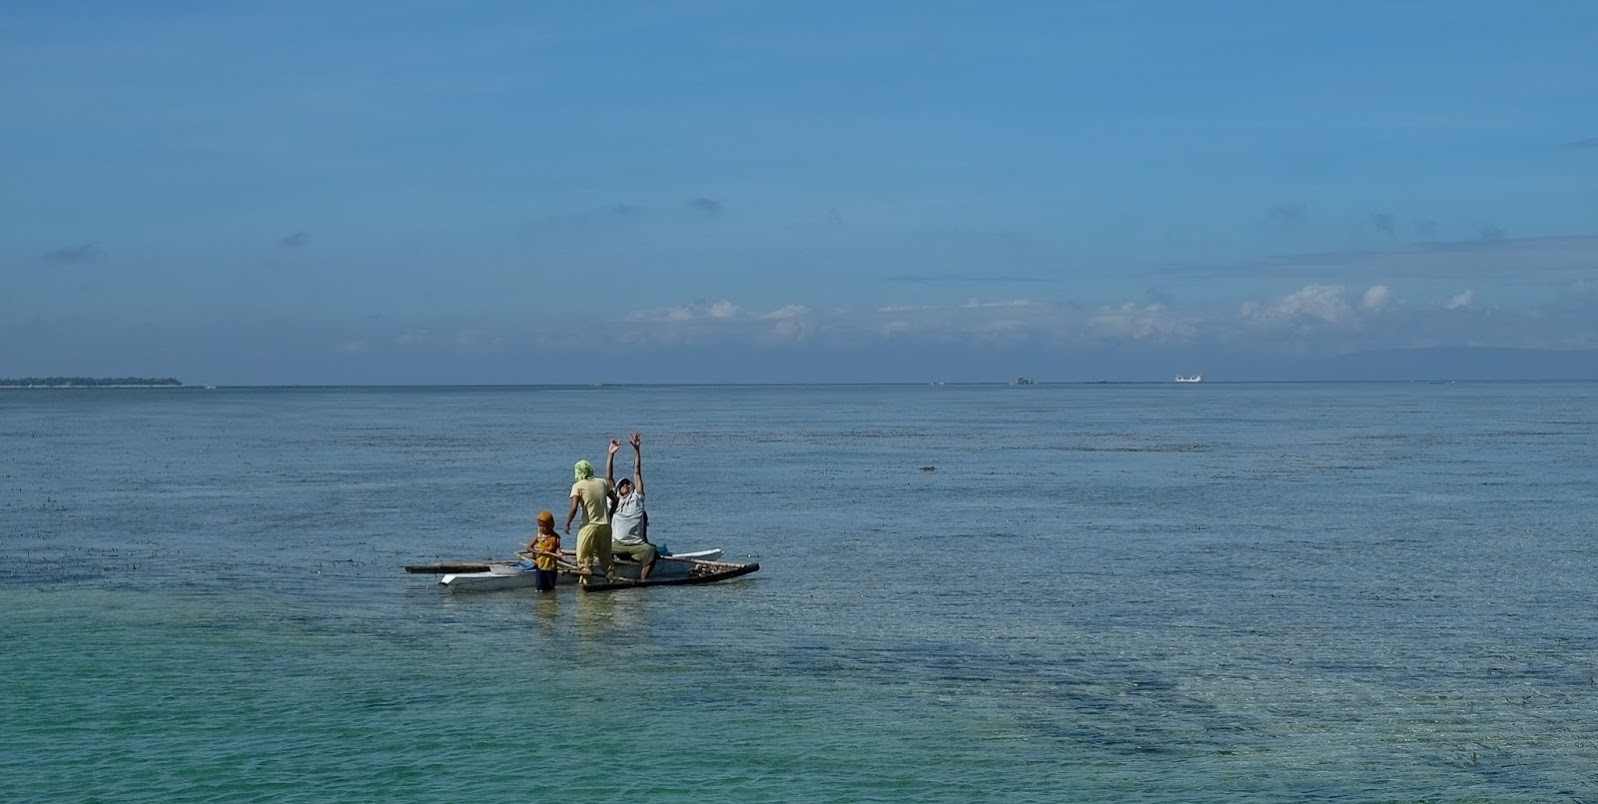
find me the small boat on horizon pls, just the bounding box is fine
[1175,374,1203,383]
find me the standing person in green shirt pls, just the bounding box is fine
[564,446,618,583]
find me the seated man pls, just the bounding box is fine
[607,432,657,580]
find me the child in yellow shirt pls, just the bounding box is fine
[528,511,562,592]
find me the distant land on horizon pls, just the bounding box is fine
[7,347,1598,386]
[1295,347,1598,383]
[0,377,182,388]
[1063,346,1598,384]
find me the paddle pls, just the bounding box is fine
[516,550,588,577]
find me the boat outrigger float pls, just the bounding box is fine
[405,548,759,592]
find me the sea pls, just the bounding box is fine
[2,382,1595,803]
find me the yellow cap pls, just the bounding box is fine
[537,510,554,523]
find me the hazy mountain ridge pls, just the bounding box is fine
[1305,347,1598,382]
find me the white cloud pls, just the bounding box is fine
[616,301,820,345]
[603,281,1592,356]
[453,328,504,350]
[634,301,744,323]
[879,319,913,338]
[1361,284,1392,312]
[759,304,808,321]
[759,305,811,342]
[864,298,1065,346]
[1240,284,1356,328]
[394,328,503,352]
[1088,303,1196,341]
[395,329,436,347]
[961,298,1034,309]
[969,317,1030,340]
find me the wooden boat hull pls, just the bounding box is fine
[436,549,726,592]
[578,560,759,592]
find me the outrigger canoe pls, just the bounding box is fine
[405,548,758,592]
[579,558,760,592]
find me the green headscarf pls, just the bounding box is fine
[574,459,594,480]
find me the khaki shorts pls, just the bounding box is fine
[612,541,658,566]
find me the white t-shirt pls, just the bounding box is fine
[612,490,646,544]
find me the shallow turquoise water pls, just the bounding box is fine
[3,383,1596,802]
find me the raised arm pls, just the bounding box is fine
[630,432,644,494]
[605,439,621,485]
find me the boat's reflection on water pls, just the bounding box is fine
[425,575,663,651]
[570,591,648,650]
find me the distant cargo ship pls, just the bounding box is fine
[1174,374,1203,383]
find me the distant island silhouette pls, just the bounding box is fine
[0,377,182,388]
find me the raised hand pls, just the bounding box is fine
[629,432,642,450]
[608,439,622,456]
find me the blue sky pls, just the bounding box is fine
[4,1,1596,383]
